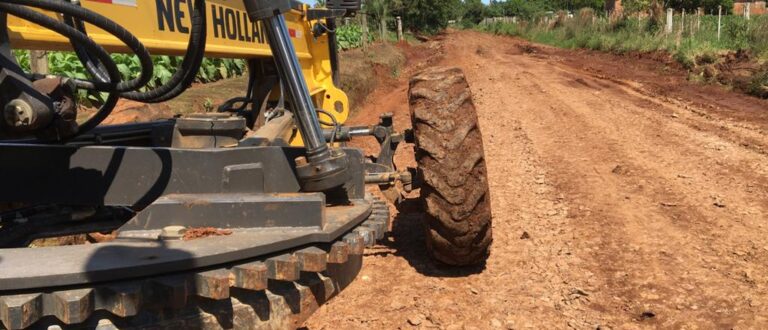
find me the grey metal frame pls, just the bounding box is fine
[0,0,404,296]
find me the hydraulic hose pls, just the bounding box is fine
[0,2,121,134]
[2,0,153,93]
[63,0,208,103]
[0,0,207,138]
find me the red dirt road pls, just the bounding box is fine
[305,30,768,329]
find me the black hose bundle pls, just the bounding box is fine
[0,0,207,137]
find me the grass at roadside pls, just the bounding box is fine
[478,10,768,98]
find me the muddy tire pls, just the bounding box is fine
[408,66,492,266]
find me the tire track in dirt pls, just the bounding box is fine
[306,31,768,329]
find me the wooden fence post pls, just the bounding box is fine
[745,2,751,20]
[396,16,403,42]
[361,10,368,51]
[717,5,722,41]
[666,8,674,34]
[681,8,685,35]
[30,50,48,74]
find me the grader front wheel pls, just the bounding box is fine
[408,67,492,266]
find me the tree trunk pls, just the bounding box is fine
[380,13,387,43]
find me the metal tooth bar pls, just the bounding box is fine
[50,288,94,324]
[96,284,141,317]
[295,247,328,273]
[0,293,43,330]
[343,233,365,255]
[146,276,189,309]
[327,241,350,264]
[266,254,300,282]
[194,269,232,300]
[232,262,268,291]
[353,227,375,247]
[0,199,379,329]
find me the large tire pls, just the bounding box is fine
[408,66,492,266]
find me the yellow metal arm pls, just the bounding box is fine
[6,0,351,125]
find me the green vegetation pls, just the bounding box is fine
[478,10,768,97]
[336,24,374,50]
[480,13,768,59]
[13,50,246,105]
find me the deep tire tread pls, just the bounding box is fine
[408,66,493,266]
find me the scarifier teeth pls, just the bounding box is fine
[96,284,141,317]
[295,247,328,273]
[327,241,350,264]
[343,233,365,255]
[50,288,94,324]
[0,293,43,330]
[232,262,268,291]
[194,269,232,300]
[266,254,300,281]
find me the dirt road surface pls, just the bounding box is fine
[305,30,768,329]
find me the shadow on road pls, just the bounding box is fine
[377,197,486,277]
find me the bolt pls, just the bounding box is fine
[159,225,187,240]
[295,156,308,166]
[4,99,34,128]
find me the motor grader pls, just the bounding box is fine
[0,0,492,328]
